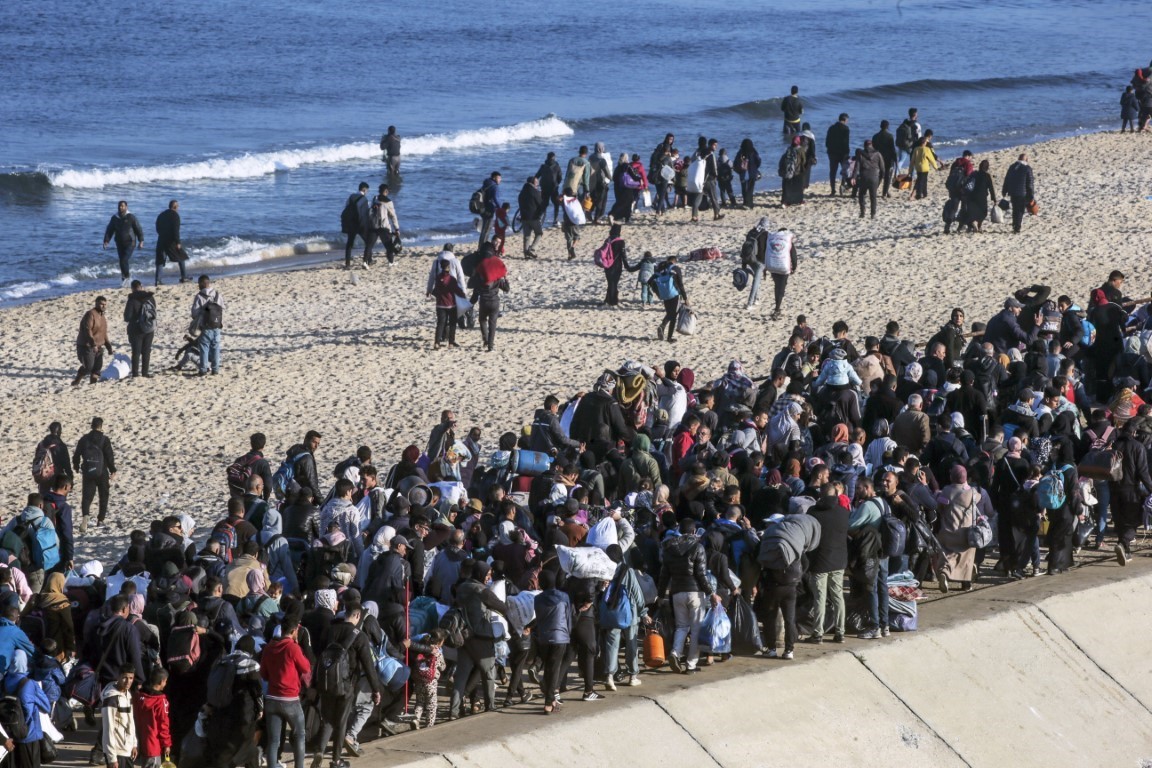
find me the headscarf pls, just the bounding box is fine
[314,589,338,612]
[401,445,421,464]
[179,514,197,550]
[677,368,695,391]
[632,433,652,453]
[904,362,922,382]
[39,572,70,609]
[654,484,671,508]
[755,216,772,232]
[1006,436,1023,458]
[720,360,753,391]
[831,423,850,443]
[950,465,968,486]
[594,372,617,396]
[128,593,146,618]
[246,569,268,597]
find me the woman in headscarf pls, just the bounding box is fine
[990,436,1034,578]
[734,138,762,209]
[896,361,923,403]
[601,223,631,307]
[610,152,642,223]
[24,572,75,657]
[864,419,897,474]
[779,135,807,207]
[259,506,299,596]
[769,402,804,464]
[934,465,981,592]
[238,569,280,621]
[1043,436,1079,575]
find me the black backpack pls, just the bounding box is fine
[135,299,157,335]
[896,121,913,151]
[202,301,223,330]
[315,630,358,698]
[739,228,759,267]
[438,607,470,649]
[80,438,105,479]
[0,678,30,741]
[340,196,361,233]
[206,655,237,709]
[468,188,485,215]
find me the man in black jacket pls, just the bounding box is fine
[569,375,635,461]
[855,140,884,219]
[154,199,187,286]
[122,280,157,378]
[287,431,322,503]
[103,200,144,286]
[72,417,116,531]
[94,596,143,685]
[518,176,544,258]
[1001,153,1036,234]
[529,395,580,456]
[805,484,849,643]
[872,121,898,198]
[314,602,382,767]
[658,519,721,674]
[33,422,72,496]
[1110,421,1152,565]
[448,562,509,718]
[825,114,851,195]
[365,536,410,607]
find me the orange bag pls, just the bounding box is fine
[643,623,666,668]
[1027,199,1040,216]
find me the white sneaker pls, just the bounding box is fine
[628,675,641,687]
[1115,543,1129,566]
[782,650,794,660]
[604,677,616,692]
[121,278,131,289]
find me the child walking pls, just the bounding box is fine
[133,668,172,768]
[409,629,447,729]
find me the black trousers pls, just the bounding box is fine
[478,299,499,350]
[828,154,850,192]
[604,262,623,305]
[914,171,930,199]
[128,330,154,376]
[762,583,797,652]
[316,694,352,764]
[435,307,457,345]
[116,242,136,280]
[741,176,757,208]
[364,228,398,264]
[76,345,104,381]
[659,296,680,339]
[505,632,533,699]
[538,642,567,703]
[858,179,879,218]
[344,231,365,266]
[881,158,894,197]
[1010,194,1029,232]
[771,273,789,310]
[81,475,110,521]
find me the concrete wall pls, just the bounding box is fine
[364,559,1152,768]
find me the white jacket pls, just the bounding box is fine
[426,252,467,295]
[101,683,136,758]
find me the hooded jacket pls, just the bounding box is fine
[426,251,467,295]
[758,514,821,570]
[569,391,635,446]
[657,534,713,596]
[133,688,171,758]
[5,672,48,744]
[855,145,884,181]
[104,211,144,248]
[258,507,299,595]
[529,408,578,454]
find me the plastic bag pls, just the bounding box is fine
[698,605,732,654]
[728,596,762,654]
[990,204,1004,224]
[676,307,697,336]
[555,545,616,580]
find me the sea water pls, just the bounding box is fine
[0,0,1146,303]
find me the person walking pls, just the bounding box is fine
[313,603,381,768]
[478,172,503,247]
[855,140,884,219]
[341,183,371,269]
[600,223,630,307]
[103,201,144,288]
[32,422,72,497]
[909,133,941,201]
[562,146,591,200]
[872,120,898,198]
[72,417,115,531]
[535,152,563,226]
[658,519,721,674]
[825,114,851,196]
[379,125,401,179]
[73,296,113,386]
[1001,153,1036,234]
[469,245,509,352]
[895,108,922,175]
[122,280,156,378]
[190,275,224,376]
[534,570,570,714]
[805,484,849,643]
[733,138,761,210]
[648,254,687,343]
[517,176,544,258]
[260,617,311,768]
[1110,420,1152,566]
[430,260,465,349]
[1121,86,1140,133]
[448,562,508,718]
[764,226,798,321]
[963,160,998,232]
[781,85,803,135]
[779,137,807,207]
[365,183,400,266]
[154,200,188,286]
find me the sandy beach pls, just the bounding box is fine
[2,130,1151,562]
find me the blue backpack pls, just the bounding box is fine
[652,271,679,301]
[1035,465,1070,510]
[24,520,59,571]
[1080,318,1096,348]
[271,452,303,499]
[597,578,634,630]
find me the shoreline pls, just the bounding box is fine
[1,129,1151,562]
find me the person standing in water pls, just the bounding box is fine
[103,201,144,288]
[154,200,189,286]
[380,126,401,179]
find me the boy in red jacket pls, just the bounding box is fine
[259,617,312,768]
[133,668,171,768]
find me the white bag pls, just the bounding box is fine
[641,189,652,209]
[659,164,675,182]
[686,158,706,194]
[562,196,586,226]
[585,518,619,550]
[676,307,698,336]
[100,353,132,381]
[556,545,617,580]
[454,294,473,314]
[990,204,1004,224]
[505,590,541,634]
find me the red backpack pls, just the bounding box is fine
[594,237,619,269]
[165,624,202,675]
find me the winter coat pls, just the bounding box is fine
[657,534,713,596]
[757,514,821,570]
[806,500,850,573]
[533,589,572,644]
[569,391,636,446]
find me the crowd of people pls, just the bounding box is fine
[15,260,1152,767]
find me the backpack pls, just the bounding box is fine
[62,662,100,709]
[597,577,634,630]
[468,188,485,215]
[734,154,749,173]
[1035,466,1069,510]
[272,452,304,499]
[652,270,678,301]
[438,607,471,649]
[0,678,30,742]
[414,649,439,684]
[593,237,619,269]
[165,624,202,675]
[20,608,46,648]
[340,196,360,233]
[732,267,750,291]
[896,121,913,151]
[227,452,262,495]
[205,655,238,709]
[880,513,907,559]
[1080,318,1096,347]
[135,299,157,335]
[739,228,759,267]
[201,300,223,330]
[967,502,994,549]
[315,630,358,698]
[210,520,237,564]
[1039,300,1062,334]
[31,438,55,485]
[28,520,59,571]
[945,163,967,194]
[79,439,105,480]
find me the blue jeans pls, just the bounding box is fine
[1094,480,1110,545]
[600,623,639,678]
[264,697,305,768]
[746,266,763,308]
[868,558,889,632]
[198,328,221,373]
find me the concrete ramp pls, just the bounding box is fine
[363,558,1152,768]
